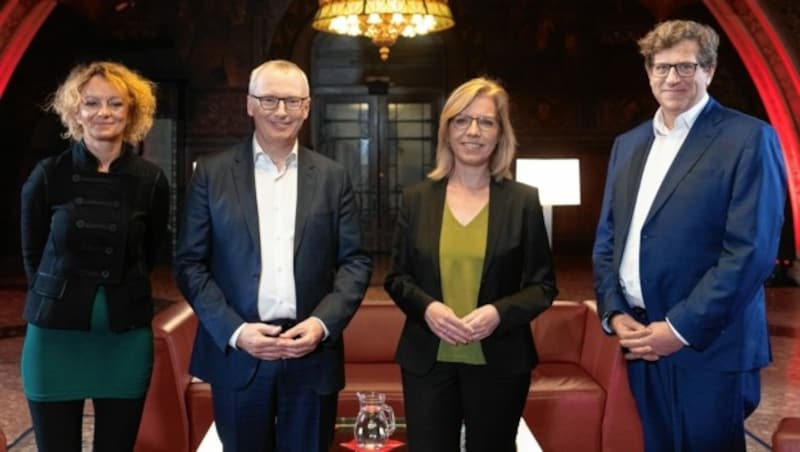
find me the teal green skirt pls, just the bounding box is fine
[21,287,153,401]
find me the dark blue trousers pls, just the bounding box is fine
[211,357,337,452]
[627,358,760,452]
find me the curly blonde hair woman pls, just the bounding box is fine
[21,61,169,451]
[49,61,156,145]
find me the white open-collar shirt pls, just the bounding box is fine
[230,137,327,348]
[253,137,299,322]
[618,94,709,344]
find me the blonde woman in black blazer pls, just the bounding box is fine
[385,77,557,452]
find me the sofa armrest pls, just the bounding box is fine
[774,417,800,452]
[136,300,198,452]
[187,380,214,452]
[532,301,587,363]
[579,300,643,452]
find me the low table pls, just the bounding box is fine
[199,417,540,451]
[331,417,407,451]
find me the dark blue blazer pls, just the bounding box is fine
[593,98,786,372]
[175,142,372,393]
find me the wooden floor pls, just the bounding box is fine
[0,257,798,450]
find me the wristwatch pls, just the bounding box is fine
[601,310,622,334]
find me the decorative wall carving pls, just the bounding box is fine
[0,0,57,97]
[174,0,252,88]
[731,0,799,115]
[704,0,800,250]
[266,0,316,60]
[0,0,41,51]
[761,0,800,53]
[743,0,800,127]
[186,90,250,136]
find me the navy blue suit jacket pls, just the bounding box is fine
[175,142,372,393]
[593,98,786,372]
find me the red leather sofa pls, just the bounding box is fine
[528,300,642,452]
[135,301,213,452]
[774,417,800,452]
[340,300,643,452]
[339,301,405,417]
[136,299,643,451]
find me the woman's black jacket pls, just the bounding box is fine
[21,141,170,332]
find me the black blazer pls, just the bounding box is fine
[21,142,170,331]
[385,178,557,376]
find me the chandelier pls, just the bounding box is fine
[312,0,455,62]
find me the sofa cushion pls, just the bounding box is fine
[341,363,405,417]
[773,417,800,452]
[340,302,405,417]
[532,301,587,364]
[580,300,644,452]
[343,301,404,362]
[532,362,605,394]
[527,362,605,452]
[136,301,198,452]
[187,381,213,452]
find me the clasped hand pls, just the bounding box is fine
[236,318,324,361]
[424,301,500,345]
[611,314,684,361]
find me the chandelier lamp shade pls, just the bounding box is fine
[312,0,455,61]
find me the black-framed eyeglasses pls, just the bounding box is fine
[650,62,700,78]
[248,94,309,111]
[450,114,499,131]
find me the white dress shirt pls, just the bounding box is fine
[229,138,299,348]
[253,139,299,322]
[618,94,709,344]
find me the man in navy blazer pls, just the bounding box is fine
[593,20,786,452]
[175,60,372,451]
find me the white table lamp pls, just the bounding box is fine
[515,158,581,246]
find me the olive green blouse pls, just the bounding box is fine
[437,202,488,365]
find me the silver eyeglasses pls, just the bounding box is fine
[249,94,308,111]
[650,62,700,78]
[450,114,499,131]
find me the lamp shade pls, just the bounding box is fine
[516,158,581,206]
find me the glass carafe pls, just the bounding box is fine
[354,391,396,450]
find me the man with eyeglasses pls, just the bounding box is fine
[593,20,786,452]
[175,59,372,452]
